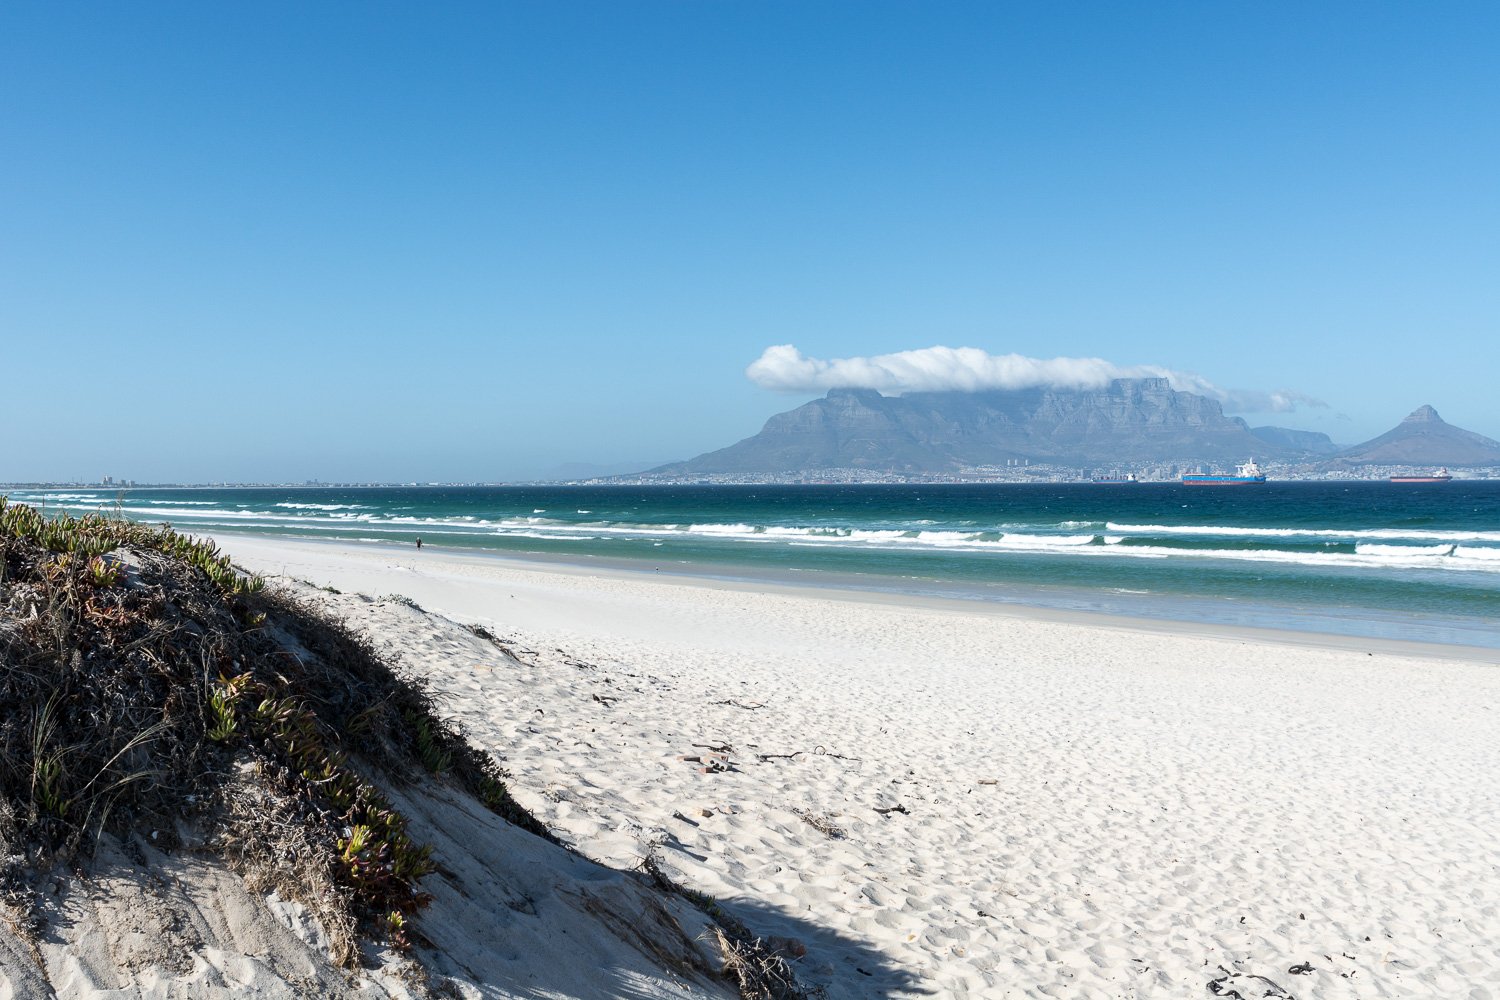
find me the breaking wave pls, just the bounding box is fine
[1107,523,1500,543]
[15,489,1500,580]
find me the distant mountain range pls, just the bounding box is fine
[650,383,1499,475]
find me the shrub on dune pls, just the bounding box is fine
[0,496,542,959]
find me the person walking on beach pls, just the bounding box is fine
[416,537,422,551]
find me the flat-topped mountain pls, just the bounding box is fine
[656,378,1300,474]
[1337,405,1500,466]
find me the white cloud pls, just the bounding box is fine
[745,345,1325,414]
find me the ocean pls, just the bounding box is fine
[13,482,1500,648]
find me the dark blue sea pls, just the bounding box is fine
[16,482,1500,648]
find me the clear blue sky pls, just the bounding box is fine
[3,2,1496,482]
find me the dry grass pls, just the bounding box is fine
[637,848,825,1000]
[1,497,818,997]
[713,927,816,1000]
[0,497,548,956]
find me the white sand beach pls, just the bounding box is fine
[216,535,1500,999]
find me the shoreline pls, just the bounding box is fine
[218,532,1498,662]
[14,483,1500,651]
[211,530,1500,997]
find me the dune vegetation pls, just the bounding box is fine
[0,496,546,962]
[0,497,822,999]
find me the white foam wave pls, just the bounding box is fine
[506,531,597,541]
[275,502,369,511]
[1107,523,1500,543]
[1073,544,1500,573]
[13,496,1498,577]
[994,533,1098,550]
[567,522,1500,571]
[13,493,105,502]
[115,506,271,519]
[1354,543,1455,557]
[839,528,918,542]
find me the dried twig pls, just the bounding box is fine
[793,810,845,840]
[756,746,862,762]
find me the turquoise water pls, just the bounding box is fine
[14,483,1500,647]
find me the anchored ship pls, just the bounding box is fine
[1091,473,1138,484]
[1182,460,1266,485]
[1390,468,1452,483]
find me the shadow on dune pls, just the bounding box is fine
[716,896,931,998]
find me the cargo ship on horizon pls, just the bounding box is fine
[1390,468,1452,483]
[1182,460,1266,485]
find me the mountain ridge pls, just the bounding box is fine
[1250,425,1341,455]
[655,378,1305,474]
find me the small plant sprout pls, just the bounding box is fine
[86,555,125,588]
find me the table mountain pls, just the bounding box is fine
[1336,405,1500,466]
[657,378,1302,474]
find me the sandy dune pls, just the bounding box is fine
[3,794,734,1000]
[217,535,1500,999]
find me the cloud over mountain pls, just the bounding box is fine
[745,345,1324,414]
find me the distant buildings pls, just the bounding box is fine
[579,461,1500,486]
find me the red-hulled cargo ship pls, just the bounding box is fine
[1390,468,1452,483]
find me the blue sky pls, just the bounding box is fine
[3,3,1496,482]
